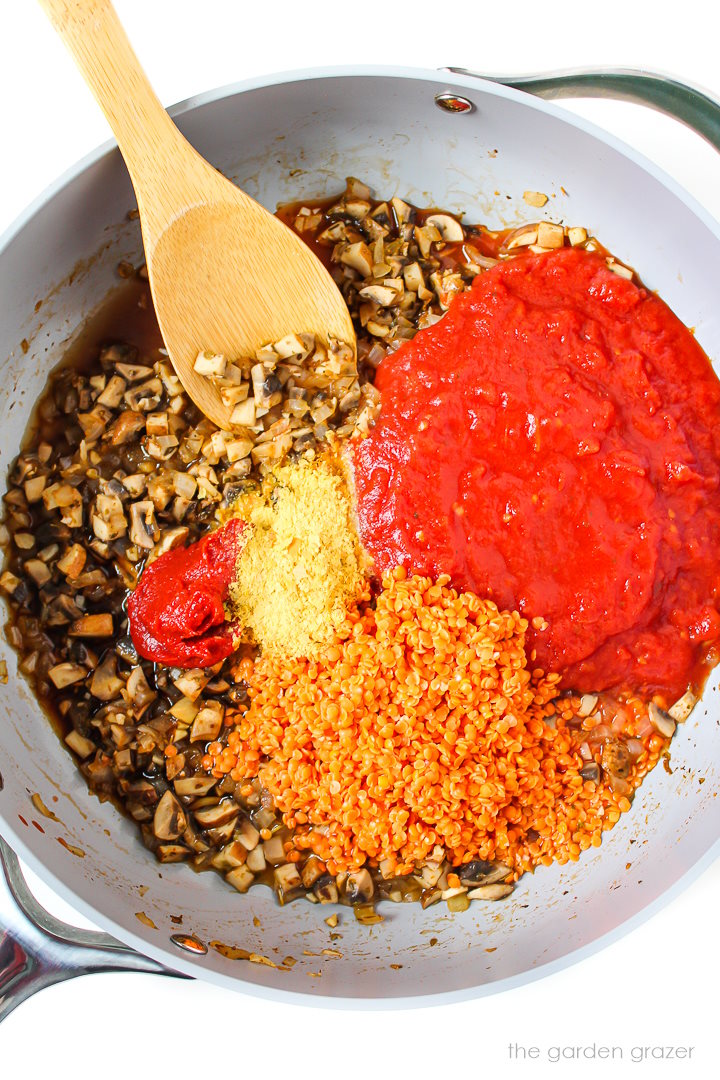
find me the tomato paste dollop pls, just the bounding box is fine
[353,248,720,699]
[128,517,244,667]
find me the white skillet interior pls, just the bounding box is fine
[0,67,718,1003]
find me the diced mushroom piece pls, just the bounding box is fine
[391,196,413,223]
[314,876,339,904]
[403,261,426,294]
[413,225,435,259]
[345,868,374,903]
[153,791,187,840]
[226,865,254,893]
[107,410,146,446]
[68,613,114,638]
[89,652,123,701]
[48,662,87,689]
[0,570,21,596]
[467,883,514,901]
[577,693,598,717]
[236,818,261,851]
[148,526,190,563]
[129,501,157,549]
[523,190,548,208]
[345,198,371,220]
[424,213,464,242]
[273,332,314,360]
[24,476,47,503]
[145,434,179,461]
[97,374,127,408]
[318,221,348,245]
[339,241,374,277]
[237,842,262,875]
[193,350,227,378]
[190,701,224,743]
[64,730,96,759]
[156,844,191,863]
[262,834,286,864]
[219,383,250,409]
[446,891,471,913]
[346,176,371,200]
[92,492,128,542]
[193,802,239,829]
[122,474,146,497]
[42,483,83,529]
[506,224,539,250]
[430,270,464,311]
[169,696,199,724]
[274,862,302,903]
[23,559,51,586]
[230,398,257,428]
[212,840,248,871]
[146,412,169,438]
[126,666,156,710]
[414,885,440,909]
[456,859,511,887]
[173,472,197,499]
[124,378,162,412]
[580,762,601,782]
[567,226,588,247]
[668,689,697,723]
[225,437,253,462]
[77,405,114,443]
[174,776,217,798]
[358,284,398,306]
[648,701,676,738]
[56,543,87,580]
[172,669,209,701]
[299,856,326,888]
[606,259,633,280]
[536,221,565,249]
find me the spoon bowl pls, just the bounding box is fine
[40,0,355,429]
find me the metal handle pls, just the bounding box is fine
[447,67,720,154]
[0,835,181,1023]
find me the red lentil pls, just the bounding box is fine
[204,571,665,876]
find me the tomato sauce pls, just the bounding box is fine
[353,248,720,699]
[128,517,245,667]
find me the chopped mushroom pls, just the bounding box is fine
[467,883,514,901]
[153,791,187,840]
[65,730,96,759]
[48,663,87,689]
[226,865,255,892]
[536,221,565,249]
[424,213,464,242]
[648,702,676,738]
[129,501,157,549]
[668,689,697,723]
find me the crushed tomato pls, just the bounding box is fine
[353,248,720,699]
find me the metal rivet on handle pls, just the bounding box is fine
[434,92,474,114]
[170,932,208,955]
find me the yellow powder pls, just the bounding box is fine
[228,457,363,658]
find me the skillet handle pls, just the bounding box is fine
[447,68,720,154]
[0,836,181,1023]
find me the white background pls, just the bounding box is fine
[1,0,719,1075]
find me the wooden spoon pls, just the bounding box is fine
[39,0,355,429]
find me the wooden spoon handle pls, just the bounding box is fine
[38,0,207,229]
